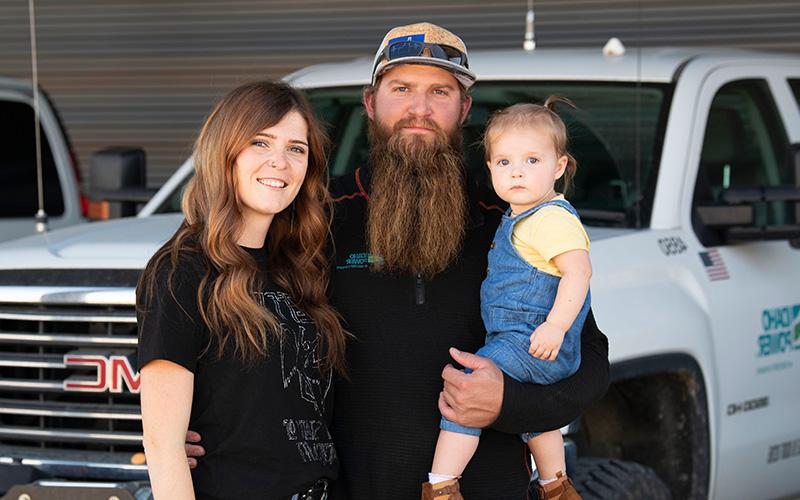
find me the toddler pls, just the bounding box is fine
[423,98,591,500]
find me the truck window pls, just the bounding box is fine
[692,79,793,245]
[0,100,65,217]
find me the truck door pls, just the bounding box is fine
[687,69,800,499]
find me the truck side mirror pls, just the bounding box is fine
[696,143,800,247]
[88,147,156,219]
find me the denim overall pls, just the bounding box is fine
[440,199,590,441]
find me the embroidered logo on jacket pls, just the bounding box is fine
[336,252,384,270]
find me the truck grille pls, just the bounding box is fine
[0,287,143,462]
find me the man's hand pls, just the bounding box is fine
[529,322,565,361]
[184,430,205,469]
[438,348,503,428]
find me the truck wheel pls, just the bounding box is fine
[570,457,671,500]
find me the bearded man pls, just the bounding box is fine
[326,23,609,500]
[187,23,609,500]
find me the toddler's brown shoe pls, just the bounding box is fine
[533,471,582,500]
[421,478,464,500]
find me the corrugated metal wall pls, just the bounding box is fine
[1,0,799,187]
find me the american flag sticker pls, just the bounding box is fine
[699,248,730,281]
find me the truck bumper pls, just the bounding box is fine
[0,449,149,498]
[2,480,151,500]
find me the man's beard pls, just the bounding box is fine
[366,116,467,277]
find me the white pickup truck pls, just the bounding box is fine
[0,47,798,500]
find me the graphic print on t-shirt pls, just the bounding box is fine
[256,290,333,413]
[281,322,331,413]
[255,290,336,465]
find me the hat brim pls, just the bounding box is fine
[373,56,477,89]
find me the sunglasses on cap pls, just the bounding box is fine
[377,40,469,69]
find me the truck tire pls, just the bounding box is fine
[570,457,671,500]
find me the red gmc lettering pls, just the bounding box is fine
[63,355,141,393]
[109,356,141,393]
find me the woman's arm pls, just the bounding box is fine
[141,359,196,500]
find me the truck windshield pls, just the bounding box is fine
[157,81,671,228]
[312,82,671,228]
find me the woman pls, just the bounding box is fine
[136,81,347,499]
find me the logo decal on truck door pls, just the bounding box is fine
[756,304,800,374]
[758,305,800,357]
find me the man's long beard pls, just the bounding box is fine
[366,117,467,277]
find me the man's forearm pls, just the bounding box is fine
[492,311,609,434]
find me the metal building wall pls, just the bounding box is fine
[1,0,799,187]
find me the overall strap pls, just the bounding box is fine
[508,198,581,225]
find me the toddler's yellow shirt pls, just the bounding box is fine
[511,195,590,277]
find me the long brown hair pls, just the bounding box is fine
[484,96,578,194]
[139,81,347,374]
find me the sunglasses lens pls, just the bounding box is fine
[440,45,466,64]
[388,41,424,59]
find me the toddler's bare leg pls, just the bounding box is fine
[528,430,566,481]
[431,430,480,477]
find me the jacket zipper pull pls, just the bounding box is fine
[415,272,426,305]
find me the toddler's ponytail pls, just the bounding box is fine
[541,96,578,194]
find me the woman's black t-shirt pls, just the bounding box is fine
[137,246,337,500]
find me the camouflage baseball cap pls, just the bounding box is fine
[371,22,477,88]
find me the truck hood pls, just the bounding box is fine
[584,226,634,241]
[0,214,183,270]
[0,213,635,272]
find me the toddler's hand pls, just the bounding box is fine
[529,322,565,361]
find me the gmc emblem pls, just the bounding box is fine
[63,355,141,393]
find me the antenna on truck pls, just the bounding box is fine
[28,0,48,233]
[523,0,535,52]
